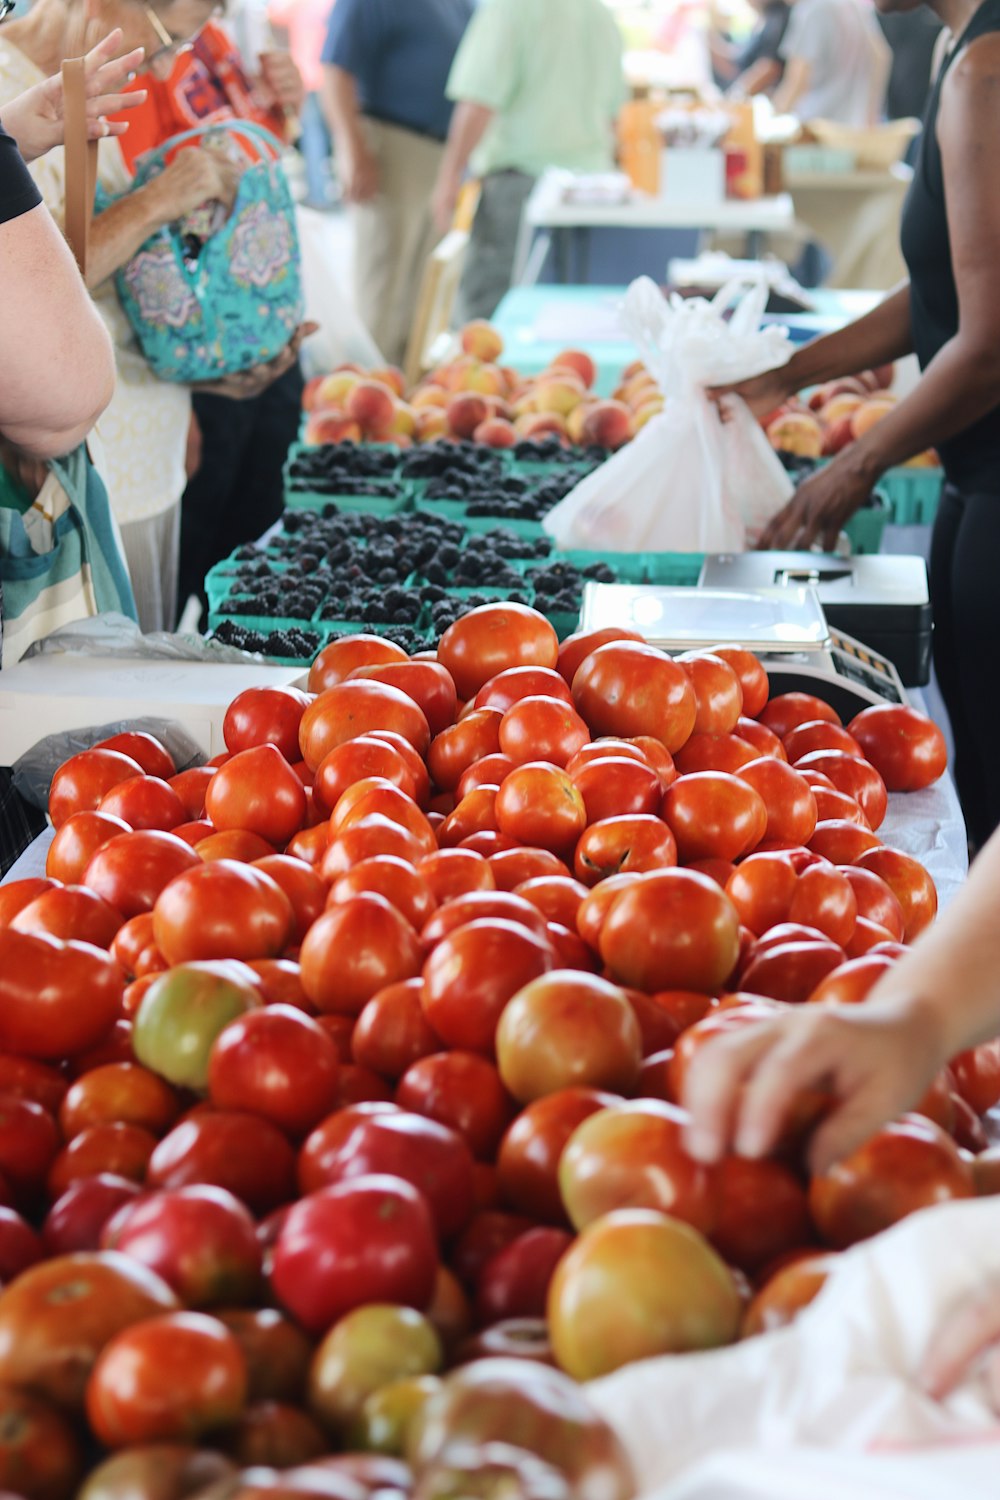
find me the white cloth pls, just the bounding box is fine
[0,44,190,534]
[780,0,891,127]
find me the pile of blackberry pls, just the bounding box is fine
[400,443,507,484]
[425,588,533,637]
[287,442,402,497]
[211,620,322,659]
[525,558,618,616]
[511,437,610,466]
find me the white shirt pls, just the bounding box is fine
[780,0,892,127]
[0,41,190,526]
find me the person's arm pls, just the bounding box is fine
[732,56,783,97]
[319,63,378,203]
[1,30,145,165]
[758,34,1000,547]
[771,53,811,114]
[0,202,115,458]
[431,100,493,234]
[683,824,1000,1175]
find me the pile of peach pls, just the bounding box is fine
[760,369,939,466]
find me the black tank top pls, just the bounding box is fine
[899,0,1000,492]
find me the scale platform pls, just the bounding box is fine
[579,583,907,720]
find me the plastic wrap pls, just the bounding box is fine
[12,716,205,812]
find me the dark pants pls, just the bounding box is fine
[930,484,1000,849]
[177,362,304,620]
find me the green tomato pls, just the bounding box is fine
[309,1304,443,1433]
[133,960,261,1091]
[349,1374,443,1456]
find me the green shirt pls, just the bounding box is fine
[446,0,627,178]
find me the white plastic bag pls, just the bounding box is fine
[543,276,795,552]
[584,1197,1000,1497]
[294,206,384,377]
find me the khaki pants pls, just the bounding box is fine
[456,169,536,324]
[353,119,445,366]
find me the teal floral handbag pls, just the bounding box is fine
[107,120,303,384]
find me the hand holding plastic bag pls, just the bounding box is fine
[543,276,795,552]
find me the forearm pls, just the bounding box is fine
[865,829,1000,1059]
[733,57,782,97]
[439,101,494,185]
[320,66,364,151]
[85,176,190,289]
[782,284,914,392]
[772,56,809,115]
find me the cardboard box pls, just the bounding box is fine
[0,655,307,763]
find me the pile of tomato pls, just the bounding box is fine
[0,601,991,1500]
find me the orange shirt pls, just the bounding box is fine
[116,22,286,172]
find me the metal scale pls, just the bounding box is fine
[579,580,908,722]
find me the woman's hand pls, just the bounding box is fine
[707,365,797,423]
[757,454,875,552]
[920,1290,1000,1406]
[159,147,245,219]
[337,139,379,205]
[682,998,948,1175]
[258,51,304,116]
[1,29,146,164]
[192,321,318,401]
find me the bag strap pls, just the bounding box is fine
[62,57,97,279]
[140,118,285,170]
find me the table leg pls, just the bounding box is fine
[518,230,552,288]
[746,229,765,259]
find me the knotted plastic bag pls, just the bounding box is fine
[543,276,795,552]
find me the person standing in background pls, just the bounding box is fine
[711,0,791,99]
[268,0,335,209]
[320,0,473,366]
[432,0,627,323]
[773,0,891,124]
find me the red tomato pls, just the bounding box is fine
[667,1004,784,1108]
[329,1062,395,1108]
[147,1111,296,1216]
[854,846,938,940]
[457,754,517,798]
[662,772,768,863]
[421,891,550,946]
[97,775,188,833]
[475,1228,573,1325]
[679,653,743,736]
[421,918,553,1055]
[216,1307,312,1402]
[396,1052,515,1161]
[950,1040,1000,1115]
[624,738,676,789]
[47,1122,157,1199]
[251,855,326,944]
[572,643,697,752]
[726,850,857,947]
[809,1115,974,1248]
[708,1157,811,1272]
[168,767,216,821]
[556,626,645,686]
[495,972,641,1103]
[807,953,897,1005]
[300,894,423,1016]
[321,814,429,880]
[742,1253,838,1336]
[428,709,503,792]
[735,717,787,762]
[567,740,649,773]
[86,1310,247,1446]
[0,929,123,1061]
[513,875,588,930]
[352,979,442,1081]
[83,830,201,919]
[369,729,432,808]
[111,912,161,979]
[673,734,758,776]
[204,745,307,846]
[439,785,500,848]
[0,879,58,931]
[300,681,430,771]
[308,634,407,693]
[208,1005,341,1137]
[450,1211,535,1291]
[489,848,569,891]
[476,667,574,713]
[499,697,590,769]
[349,660,458,738]
[812,786,872,827]
[331,779,435,848]
[600,870,740,994]
[48,749,144,829]
[438,603,559,702]
[271,1176,438,1335]
[223,684,310,761]
[495,764,586,855]
[841,867,905,939]
[153,860,294,966]
[847,704,948,792]
[573,815,677,886]
[575,874,644,949]
[792,750,887,830]
[45,812,132,884]
[95,731,175,779]
[43,1174,143,1255]
[497,1089,620,1225]
[559,1100,716,1234]
[102,1183,261,1308]
[782,720,864,763]
[711,646,769,719]
[759,693,840,739]
[313,736,417,816]
[735,758,818,847]
[0,1055,68,1116]
[570,756,663,824]
[329,856,437,930]
[417,849,495,905]
[11,884,123,949]
[740,936,845,1004]
[59,1063,180,1141]
[808,819,882,863]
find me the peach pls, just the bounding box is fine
[411,385,449,411]
[766,410,824,458]
[346,380,396,433]
[821,416,855,457]
[622,376,660,412]
[370,365,407,399]
[499,366,521,395]
[850,396,897,440]
[553,349,597,389]
[302,375,327,412]
[566,401,597,445]
[316,369,361,408]
[622,359,647,382]
[417,409,448,443]
[633,397,664,432]
[391,401,417,438]
[460,320,504,363]
[582,399,633,450]
[511,392,537,420]
[515,412,569,441]
[808,378,868,412]
[482,395,513,420]
[304,412,363,445]
[904,449,939,469]
[473,417,517,448]
[818,394,863,427]
[447,392,489,438]
[533,375,586,417]
[460,362,506,398]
